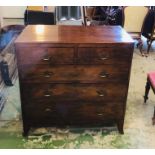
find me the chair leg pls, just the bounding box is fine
[147,39,150,46]
[144,80,150,103]
[137,38,144,56]
[147,40,153,55]
[152,106,155,125]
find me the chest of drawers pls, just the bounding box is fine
[15,25,134,136]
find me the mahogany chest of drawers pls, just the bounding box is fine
[15,25,134,136]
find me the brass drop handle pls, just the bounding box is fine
[97,113,104,116]
[42,51,51,61]
[97,90,105,97]
[43,71,53,78]
[45,108,52,112]
[44,90,53,97]
[43,56,50,61]
[99,72,109,78]
[44,94,51,97]
[98,94,104,97]
[100,57,108,61]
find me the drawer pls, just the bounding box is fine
[21,83,127,102]
[78,47,132,65]
[66,102,123,125]
[16,47,74,65]
[19,65,129,83]
[24,101,123,125]
[23,104,62,125]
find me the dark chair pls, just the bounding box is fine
[24,10,55,25]
[83,6,123,26]
[122,6,149,56]
[144,71,155,125]
[144,12,155,55]
[142,10,155,39]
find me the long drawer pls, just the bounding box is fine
[24,101,123,125]
[18,65,129,83]
[21,83,127,102]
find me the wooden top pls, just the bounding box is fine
[15,25,134,44]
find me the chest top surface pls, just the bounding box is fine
[15,25,134,44]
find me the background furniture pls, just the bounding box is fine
[27,6,44,12]
[56,6,83,25]
[0,25,25,86]
[15,25,134,136]
[146,22,155,54]
[89,7,155,55]
[24,10,55,25]
[122,6,149,56]
[0,25,24,112]
[143,13,155,54]
[82,6,99,26]
[82,6,97,26]
[83,6,122,26]
[144,71,155,124]
[142,10,155,38]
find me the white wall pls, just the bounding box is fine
[0,6,26,26]
[0,6,26,18]
[0,6,55,27]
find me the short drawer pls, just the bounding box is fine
[18,65,129,83]
[78,47,132,65]
[16,47,74,65]
[23,105,62,125]
[21,83,127,102]
[66,102,123,125]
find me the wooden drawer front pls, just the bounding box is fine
[19,65,129,83]
[24,101,123,125]
[66,102,123,125]
[24,105,61,125]
[22,83,127,102]
[78,47,132,65]
[17,47,74,65]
